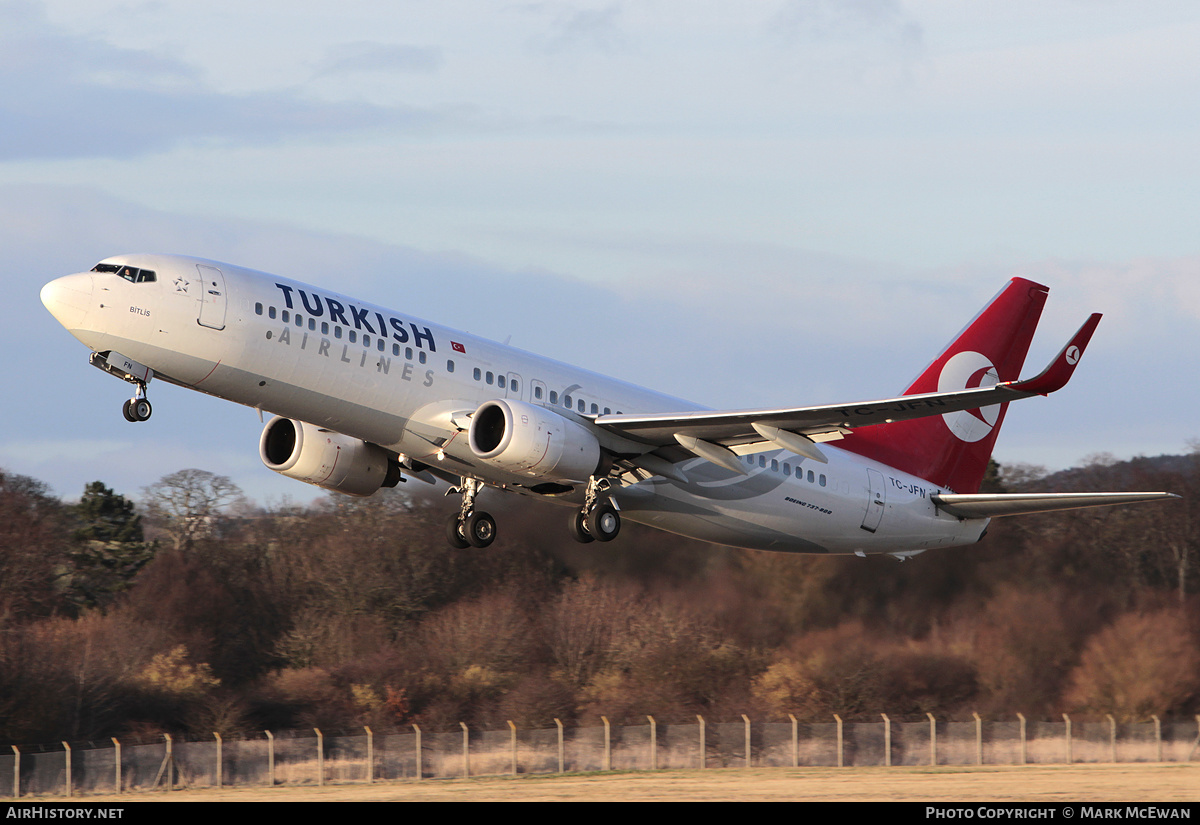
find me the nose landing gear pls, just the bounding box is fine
[121,387,152,422]
[89,351,155,423]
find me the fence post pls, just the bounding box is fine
[315,728,324,786]
[1017,714,1026,765]
[1063,714,1072,764]
[509,721,518,776]
[460,722,470,778]
[602,717,611,771]
[265,730,274,786]
[554,718,564,774]
[1153,715,1162,763]
[365,726,373,783]
[834,714,843,767]
[112,738,120,794]
[413,724,422,780]
[790,714,798,768]
[10,746,17,799]
[742,715,751,768]
[648,716,657,770]
[161,734,173,791]
[215,732,222,788]
[881,714,891,767]
[1107,714,1116,763]
[697,715,705,769]
[927,713,936,766]
[974,713,983,765]
[63,742,71,797]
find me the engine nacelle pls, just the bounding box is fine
[468,398,602,483]
[259,416,399,497]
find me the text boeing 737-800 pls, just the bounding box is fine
[40,255,1176,556]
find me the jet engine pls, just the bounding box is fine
[468,398,603,483]
[259,416,400,496]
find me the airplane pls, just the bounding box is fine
[40,255,1177,557]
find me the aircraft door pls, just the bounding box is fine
[861,469,886,533]
[196,264,227,330]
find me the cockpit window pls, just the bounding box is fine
[91,263,156,283]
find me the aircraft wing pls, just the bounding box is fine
[594,314,1101,468]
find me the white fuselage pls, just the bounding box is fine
[43,254,988,555]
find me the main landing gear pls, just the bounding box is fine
[444,474,622,549]
[121,383,152,422]
[569,476,621,544]
[446,477,496,549]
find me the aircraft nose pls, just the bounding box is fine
[41,273,93,331]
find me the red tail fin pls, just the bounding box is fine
[840,279,1049,493]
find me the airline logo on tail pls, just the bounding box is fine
[938,351,1000,443]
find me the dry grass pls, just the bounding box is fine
[11,763,1198,802]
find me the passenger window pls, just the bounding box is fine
[819,474,827,487]
[591,403,598,414]
[362,334,370,347]
[564,395,572,407]
[510,379,519,393]
[393,344,401,356]
[378,339,385,351]
[255,303,263,315]
[419,351,427,364]
[784,463,791,476]
[486,371,494,385]
[498,375,506,389]
[295,315,303,327]
[474,368,482,381]
[758,456,766,468]
[771,459,779,472]
[321,322,329,334]
[807,470,815,483]
[405,347,413,360]
[603,407,611,415]
[335,326,342,339]
[535,386,543,400]
[309,318,316,331]
[550,391,558,404]
[447,360,455,372]
[268,306,277,320]
[348,331,356,343]
[282,310,290,323]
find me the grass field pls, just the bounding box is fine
[10,763,1197,802]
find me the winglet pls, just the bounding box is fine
[1006,313,1102,396]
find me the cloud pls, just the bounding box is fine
[314,42,443,76]
[529,3,631,55]
[0,2,434,161]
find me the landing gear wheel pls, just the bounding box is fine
[446,513,470,549]
[132,399,152,421]
[586,503,621,542]
[465,511,496,548]
[569,511,595,544]
[121,399,136,422]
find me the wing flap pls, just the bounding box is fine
[932,492,1179,519]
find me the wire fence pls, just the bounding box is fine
[4,714,1199,797]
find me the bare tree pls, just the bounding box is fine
[141,470,245,551]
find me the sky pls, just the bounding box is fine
[3,0,1199,505]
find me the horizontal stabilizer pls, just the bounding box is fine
[932,491,1179,519]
